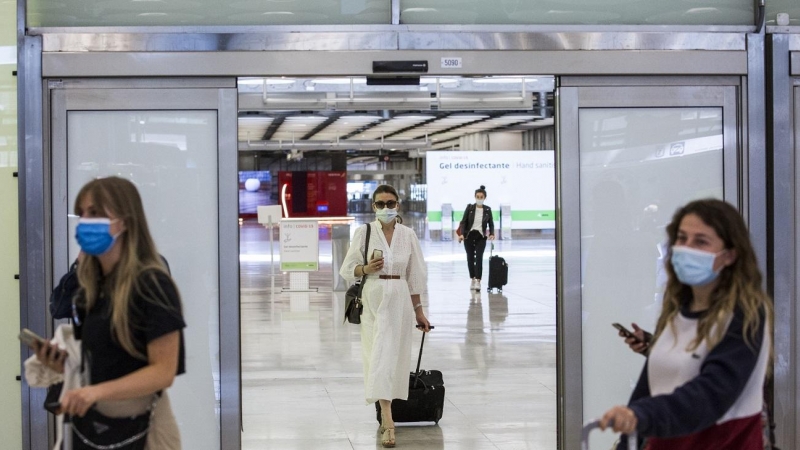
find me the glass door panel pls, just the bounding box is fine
[50,84,239,450]
[66,110,221,449]
[557,82,740,450]
[579,107,724,449]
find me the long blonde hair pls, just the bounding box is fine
[655,199,773,354]
[75,177,177,360]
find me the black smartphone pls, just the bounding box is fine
[44,402,62,414]
[612,323,640,342]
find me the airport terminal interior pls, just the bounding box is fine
[240,220,557,449]
[236,75,558,449]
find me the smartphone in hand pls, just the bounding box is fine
[372,249,383,260]
[612,323,641,343]
[18,328,46,349]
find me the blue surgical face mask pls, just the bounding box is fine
[670,246,727,286]
[476,199,485,206]
[76,218,122,256]
[375,207,398,224]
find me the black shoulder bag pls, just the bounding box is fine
[50,260,79,320]
[344,224,371,324]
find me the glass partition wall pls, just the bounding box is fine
[26,0,756,27]
[768,1,800,26]
[400,1,754,25]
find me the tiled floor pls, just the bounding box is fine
[240,215,557,449]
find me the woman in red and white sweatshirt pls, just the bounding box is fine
[601,199,773,450]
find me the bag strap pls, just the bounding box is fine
[357,224,371,290]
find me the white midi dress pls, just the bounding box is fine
[340,221,428,404]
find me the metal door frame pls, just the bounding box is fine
[767,33,800,450]
[28,78,240,450]
[17,13,769,450]
[557,78,747,450]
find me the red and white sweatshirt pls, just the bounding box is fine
[621,304,770,450]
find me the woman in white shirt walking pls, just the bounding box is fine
[458,185,496,291]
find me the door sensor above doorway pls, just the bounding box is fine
[366,76,420,86]
[372,60,429,73]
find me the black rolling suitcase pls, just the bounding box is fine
[376,328,445,425]
[488,244,508,293]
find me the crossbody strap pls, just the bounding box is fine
[357,224,371,292]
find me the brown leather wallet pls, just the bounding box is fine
[378,275,401,280]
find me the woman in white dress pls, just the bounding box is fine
[340,184,431,448]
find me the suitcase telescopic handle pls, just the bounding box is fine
[581,419,637,450]
[413,325,435,387]
[63,415,73,450]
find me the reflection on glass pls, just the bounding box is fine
[400,0,753,25]
[27,0,390,26]
[579,107,723,449]
[767,0,800,25]
[67,111,221,449]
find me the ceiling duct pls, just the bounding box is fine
[239,139,431,152]
[437,92,533,111]
[334,92,432,111]
[239,91,534,112]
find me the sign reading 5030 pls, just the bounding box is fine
[441,57,463,69]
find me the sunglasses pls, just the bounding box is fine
[373,200,398,209]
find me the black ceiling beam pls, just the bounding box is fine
[300,112,344,140]
[340,117,391,141]
[262,115,286,141]
[408,112,506,140]
[383,112,449,139]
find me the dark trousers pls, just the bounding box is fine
[464,231,487,279]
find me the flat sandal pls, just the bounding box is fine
[381,427,396,448]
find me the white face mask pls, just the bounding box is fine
[476,199,485,206]
[375,207,398,223]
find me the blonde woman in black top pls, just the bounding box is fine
[457,185,496,291]
[35,176,185,449]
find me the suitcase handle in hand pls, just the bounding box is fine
[581,419,637,450]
